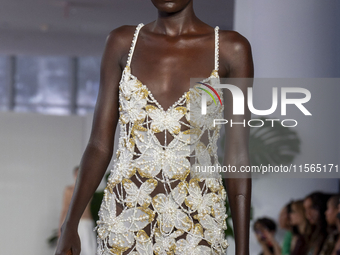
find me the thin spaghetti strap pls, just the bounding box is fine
[214,26,220,72]
[126,23,145,68]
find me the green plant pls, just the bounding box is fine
[249,117,300,166]
[47,229,59,247]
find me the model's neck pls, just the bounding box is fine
[153,3,199,36]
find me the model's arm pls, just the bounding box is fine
[58,186,73,237]
[221,30,254,255]
[55,25,129,255]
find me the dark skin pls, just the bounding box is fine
[55,1,253,254]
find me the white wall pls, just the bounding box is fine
[234,0,340,78]
[232,1,340,254]
[0,112,86,254]
[0,110,120,255]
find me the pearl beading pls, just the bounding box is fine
[215,26,220,72]
[126,23,144,68]
[95,22,229,255]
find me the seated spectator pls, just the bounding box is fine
[290,200,310,255]
[254,217,281,255]
[334,197,340,255]
[280,202,293,255]
[319,195,340,255]
[303,192,332,255]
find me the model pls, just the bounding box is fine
[55,1,253,255]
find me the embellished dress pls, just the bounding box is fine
[95,23,229,255]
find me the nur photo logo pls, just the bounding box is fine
[196,81,223,115]
[197,81,312,127]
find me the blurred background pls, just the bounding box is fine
[0,0,339,254]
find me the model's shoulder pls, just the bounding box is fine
[219,29,252,53]
[218,29,254,76]
[105,24,140,47]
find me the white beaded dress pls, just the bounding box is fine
[95,23,229,255]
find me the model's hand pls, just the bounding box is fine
[55,223,80,255]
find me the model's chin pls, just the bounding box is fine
[151,0,191,13]
[157,3,180,13]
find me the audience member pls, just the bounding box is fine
[289,200,310,255]
[303,192,333,255]
[319,195,340,255]
[254,217,281,255]
[280,202,293,255]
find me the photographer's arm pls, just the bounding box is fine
[55,26,129,255]
[221,31,254,255]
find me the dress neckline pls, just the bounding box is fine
[123,23,220,113]
[125,66,218,113]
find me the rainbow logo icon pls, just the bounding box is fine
[196,81,222,106]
